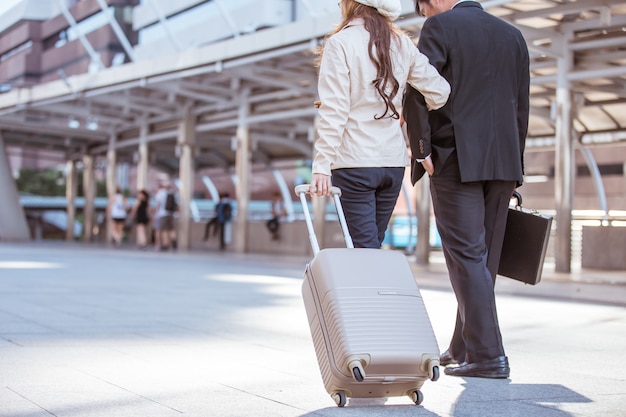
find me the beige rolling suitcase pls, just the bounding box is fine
[295,185,440,407]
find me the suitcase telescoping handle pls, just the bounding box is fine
[294,184,354,255]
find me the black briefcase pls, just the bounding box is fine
[498,192,553,285]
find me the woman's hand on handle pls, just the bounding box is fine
[309,173,332,197]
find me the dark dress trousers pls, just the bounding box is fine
[403,1,530,363]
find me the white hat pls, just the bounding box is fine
[353,0,402,21]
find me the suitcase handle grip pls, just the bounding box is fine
[294,184,354,255]
[294,184,342,197]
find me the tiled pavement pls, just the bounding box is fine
[0,242,624,417]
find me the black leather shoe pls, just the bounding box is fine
[444,356,510,379]
[440,350,460,367]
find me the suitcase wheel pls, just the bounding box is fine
[409,390,424,406]
[431,365,440,382]
[332,391,347,407]
[352,366,364,382]
[348,360,365,382]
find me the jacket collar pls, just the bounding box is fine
[452,0,484,10]
[344,18,365,30]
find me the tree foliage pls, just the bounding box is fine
[15,168,107,197]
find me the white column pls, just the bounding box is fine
[554,38,574,273]
[65,160,77,241]
[0,133,30,241]
[82,154,96,242]
[234,91,251,253]
[105,134,117,244]
[177,107,195,251]
[137,121,149,191]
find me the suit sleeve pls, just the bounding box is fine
[402,19,450,182]
[403,18,450,159]
[402,86,430,185]
[403,86,431,161]
[416,19,448,78]
[406,36,450,111]
[517,38,530,184]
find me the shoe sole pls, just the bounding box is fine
[444,369,509,379]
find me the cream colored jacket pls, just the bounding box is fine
[313,20,450,176]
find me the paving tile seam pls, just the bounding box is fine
[70,368,185,413]
[216,382,310,413]
[5,386,57,417]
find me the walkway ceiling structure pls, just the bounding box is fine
[0,0,625,174]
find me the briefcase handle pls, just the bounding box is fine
[511,191,522,208]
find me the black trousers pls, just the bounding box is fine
[331,167,404,248]
[204,217,218,240]
[430,152,516,363]
[204,218,226,249]
[266,217,279,235]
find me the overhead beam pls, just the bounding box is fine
[0,118,108,140]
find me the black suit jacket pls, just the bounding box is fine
[403,1,530,186]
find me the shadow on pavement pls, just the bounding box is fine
[450,379,591,417]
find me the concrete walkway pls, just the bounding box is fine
[0,242,625,417]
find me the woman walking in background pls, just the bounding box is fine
[309,0,449,248]
[130,189,151,249]
[107,186,129,247]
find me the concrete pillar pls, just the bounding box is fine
[137,121,149,191]
[105,134,117,244]
[82,154,96,242]
[234,92,251,253]
[414,175,431,265]
[554,39,574,273]
[0,133,30,241]
[177,107,195,251]
[65,160,78,241]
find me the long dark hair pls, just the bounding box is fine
[325,0,402,120]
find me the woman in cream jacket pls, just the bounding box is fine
[309,0,449,248]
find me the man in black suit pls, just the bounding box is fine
[403,0,530,378]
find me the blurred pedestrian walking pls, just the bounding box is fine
[154,182,177,251]
[266,191,287,240]
[107,186,129,247]
[130,189,151,249]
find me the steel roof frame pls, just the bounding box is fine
[0,1,624,169]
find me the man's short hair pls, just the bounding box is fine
[415,0,428,16]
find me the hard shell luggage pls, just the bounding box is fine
[295,184,440,407]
